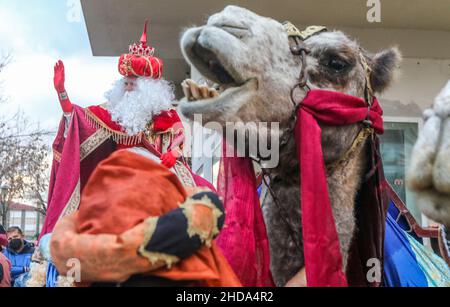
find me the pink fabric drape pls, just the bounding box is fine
[40,106,114,239]
[216,142,274,287]
[40,106,87,238]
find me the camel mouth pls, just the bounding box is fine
[191,41,251,100]
[182,26,248,91]
[192,42,237,86]
[179,77,257,121]
[180,26,258,120]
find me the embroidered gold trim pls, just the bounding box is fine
[154,57,162,78]
[180,195,223,247]
[84,108,144,146]
[138,217,180,269]
[173,162,197,188]
[54,117,110,163]
[142,56,154,77]
[119,54,140,77]
[59,180,81,219]
[161,132,171,153]
[80,129,111,162]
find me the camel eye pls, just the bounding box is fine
[328,58,347,72]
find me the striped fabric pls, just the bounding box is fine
[384,201,450,287]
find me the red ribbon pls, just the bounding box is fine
[294,89,383,287]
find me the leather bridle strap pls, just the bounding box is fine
[255,26,329,252]
[283,22,377,173]
[283,22,327,106]
[284,22,375,109]
[277,23,329,149]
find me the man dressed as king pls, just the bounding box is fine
[42,22,213,237]
[32,22,232,287]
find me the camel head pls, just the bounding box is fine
[180,5,401,164]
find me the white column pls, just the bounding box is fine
[188,66,222,185]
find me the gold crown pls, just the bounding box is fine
[128,43,155,57]
[128,21,155,57]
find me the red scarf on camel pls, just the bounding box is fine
[296,90,383,287]
[217,89,386,287]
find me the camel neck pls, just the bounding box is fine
[325,139,369,268]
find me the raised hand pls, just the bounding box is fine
[54,60,66,93]
[53,60,73,113]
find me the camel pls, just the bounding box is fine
[407,81,450,263]
[178,5,401,286]
[408,81,450,227]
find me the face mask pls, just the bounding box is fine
[8,238,24,252]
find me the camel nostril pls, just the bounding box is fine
[218,25,250,39]
[208,60,216,69]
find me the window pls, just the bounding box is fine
[9,211,22,227]
[25,211,36,225]
[380,119,422,223]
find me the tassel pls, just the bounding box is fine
[84,108,153,147]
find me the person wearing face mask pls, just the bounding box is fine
[2,226,35,286]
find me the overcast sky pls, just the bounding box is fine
[0,0,118,133]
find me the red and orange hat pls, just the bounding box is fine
[118,21,163,79]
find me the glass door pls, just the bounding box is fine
[380,120,421,223]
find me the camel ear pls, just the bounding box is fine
[370,47,402,93]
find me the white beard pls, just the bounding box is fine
[104,77,175,135]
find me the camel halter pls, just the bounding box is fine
[254,24,332,250]
[283,22,376,172]
[257,24,378,251]
[283,22,375,108]
[283,23,327,94]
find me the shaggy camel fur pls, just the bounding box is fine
[408,81,450,228]
[179,6,401,286]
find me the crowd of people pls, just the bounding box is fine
[0,225,35,287]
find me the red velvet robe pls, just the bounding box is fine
[41,104,213,238]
